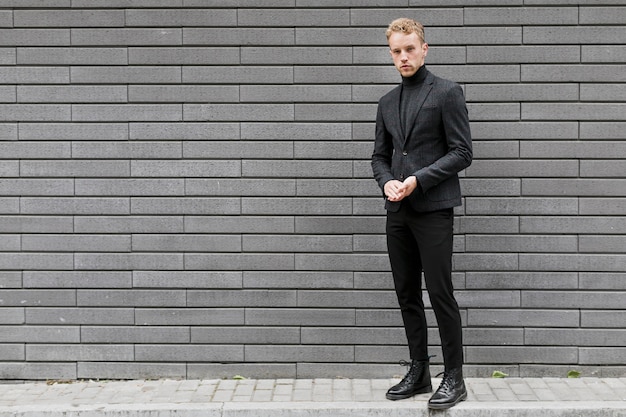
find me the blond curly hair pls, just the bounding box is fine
[385,17,425,44]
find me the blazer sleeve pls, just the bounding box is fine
[371,101,395,192]
[413,83,472,192]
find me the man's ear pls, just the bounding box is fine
[423,43,429,56]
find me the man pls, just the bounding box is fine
[371,18,472,410]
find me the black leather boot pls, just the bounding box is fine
[386,359,432,400]
[428,367,467,409]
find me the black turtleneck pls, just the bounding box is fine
[400,65,427,137]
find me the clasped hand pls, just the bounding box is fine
[384,176,417,202]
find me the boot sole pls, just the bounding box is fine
[386,385,433,401]
[427,390,468,409]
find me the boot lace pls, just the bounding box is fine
[434,371,454,392]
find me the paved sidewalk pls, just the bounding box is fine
[0,377,624,416]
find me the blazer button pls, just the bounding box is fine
[402,151,408,156]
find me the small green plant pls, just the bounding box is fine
[233,375,247,380]
[492,370,508,378]
[567,370,581,378]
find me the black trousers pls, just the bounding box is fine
[386,203,463,370]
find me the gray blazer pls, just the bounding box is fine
[372,68,473,213]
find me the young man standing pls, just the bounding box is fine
[371,18,472,410]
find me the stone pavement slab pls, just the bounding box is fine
[0,377,624,417]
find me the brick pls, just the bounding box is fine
[14,10,124,27]
[454,253,519,271]
[131,198,240,215]
[466,83,578,102]
[77,289,186,307]
[461,179,521,197]
[243,160,351,178]
[471,121,578,139]
[78,362,185,380]
[183,66,292,84]
[20,160,130,177]
[295,216,385,234]
[243,271,353,289]
[466,160,578,177]
[132,234,241,252]
[241,122,351,140]
[184,254,295,271]
[0,48,15,65]
[464,7,578,25]
[582,45,626,63]
[72,66,180,84]
[580,348,626,365]
[72,142,181,159]
[526,329,626,346]
[242,197,350,215]
[185,104,293,122]
[241,85,351,103]
[466,235,578,253]
[0,363,75,380]
[0,216,72,233]
[467,45,580,63]
[466,272,578,289]
[75,253,185,271]
[0,142,70,158]
[81,326,190,344]
[0,307,24,324]
[521,141,626,159]
[297,290,396,308]
[18,85,127,103]
[468,309,579,327]
[0,123,17,139]
[521,254,626,273]
[238,8,349,26]
[242,46,351,65]
[581,83,626,101]
[0,345,25,361]
[524,26,626,44]
[579,273,626,290]
[0,289,75,306]
[73,104,182,122]
[24,271,131,289]
[243,235,352,253]
[27,344,133,361]
[468,103,520,121]
[581,311,626,328]
[188,289,296,309]
[21,197,128,215]
[0,104,70,121]
[580,198,626,215]
[135,308,244,326]
[522,179,626,197]
[295,104,377,122]
[0,161,18,177]
[184,142,293,159]
[130,122,239,140]
[191,326,300,344]
[0,86,15,103]
[72,28,182,46]
[133,271,242,289]
[129,85,238,103]
[245,345,353,362]
[185,216,294,234]
[295,253,389,272]
[17,47,127,65]
[473,141,519,159]
[0,272,22,288]
[183,28,294,46]
[464,328,523,346]
[245,308,355,326]
[75,179,185,196]
[580,6,626,24]
[131,160,240,177]
[129,47,239,65]
[293,142,371,159]
[19,123,128,140]
[581,160,626,177]
[523,64,626,82]
[352,8,463,26]
[301,327,404,345]
[0,326,78,343]
[295,66,396,84]
[22,235,131,252]
[0,29,69,46]
[466,347,578,364]
[580,236,626,253]
[521,216,626,235]
[126,8,236,26]
[136,345,243,362]
[523,290,626,309]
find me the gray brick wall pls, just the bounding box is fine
[0,2,624,381]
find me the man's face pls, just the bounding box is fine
[388,31,428,77]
